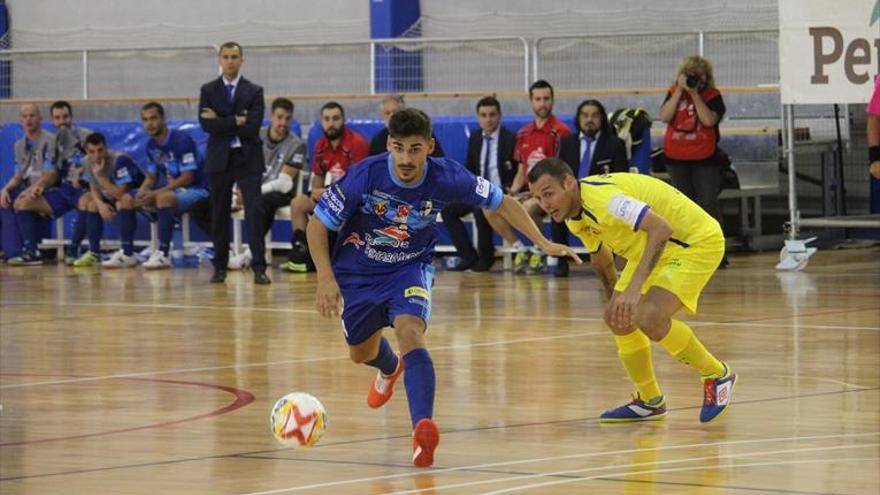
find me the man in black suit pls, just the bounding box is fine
[552,99,628,277]
[198,41,270,285]
[368,94,445,157]
[442,97,518,271]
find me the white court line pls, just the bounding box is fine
[0,331,606,390]
[234,432,879,495]
[383,443,880,495]
[3,301,878,331]
[478,456,880,495]
[780,374,873,390]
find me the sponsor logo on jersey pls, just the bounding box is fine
[421,200,433,217]
[404,286,430,300]
[475,176,490,198]
[394,204,411,223]
[343,232,365,250]
[370,225,411,248]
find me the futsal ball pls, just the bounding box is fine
[270,392,328,447]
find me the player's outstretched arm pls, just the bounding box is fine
[306,217,341,318]
[495,195,582,263]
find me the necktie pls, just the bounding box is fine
[578,135,594,178]
[482,135,492,179]
[226,83,238,147]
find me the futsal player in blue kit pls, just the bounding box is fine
[104,102,209,268]
[307,108,581,467]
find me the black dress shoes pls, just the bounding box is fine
[471,257,495,272]
[210,269,227,284]
[553,258,570,278]
[254,271,272,285]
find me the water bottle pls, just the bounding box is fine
[547,255,559,275]
[170,227,185,267]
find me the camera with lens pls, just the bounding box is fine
[685,73,700,89]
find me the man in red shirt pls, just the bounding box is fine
[496,80,571,274]
[285,101,369,272]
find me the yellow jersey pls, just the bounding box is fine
[565,173,721,261]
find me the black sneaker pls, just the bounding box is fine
[8,251,44,266]
[283,242,312,272]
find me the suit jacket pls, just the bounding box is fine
[198,76,265,175]
[368,128,445,157]
[559,130,628,178]
[465,126,517,191]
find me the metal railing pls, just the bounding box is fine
[534,30,779,90]
[0,37,530,99]
[0,31,780,100]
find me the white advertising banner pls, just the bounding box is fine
[779,0,879,104]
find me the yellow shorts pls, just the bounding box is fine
[615,232,724,314]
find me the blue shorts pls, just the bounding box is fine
[44,183,86,218]
[174,187,209,213]
[338,262,435,346]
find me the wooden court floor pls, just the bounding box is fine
[1,248,878,494]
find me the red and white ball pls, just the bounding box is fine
[269,392,327,447]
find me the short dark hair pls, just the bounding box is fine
[575,99,609,134]
[219,41,243,56]
[321,101,345,119]
[140,101,165,118]
[84,132,107,148]
[528,79,554,100]
[388,108,432,140]
[271,97,294,114]
[527,157,573,185]
[475,96,501,114]
[50,100,72,117]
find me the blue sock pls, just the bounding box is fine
[119,208,137,256]
[402,348,435,428]
[365,337,400,376]
[86,212,103,254]
[17,210,38,253]
[157,207,174,256]
[69,209,87,256]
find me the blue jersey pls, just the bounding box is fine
[314,153,504,276]
[144,129,205,189]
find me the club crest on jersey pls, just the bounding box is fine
[370,225,411,248]
[373,201,388,217]
[420,201,433,217]
[343,232,365,250]
[394,204,412,223]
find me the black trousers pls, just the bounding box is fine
[207,151,266,272]
[258,191,294,237]
[441,202,494,262]
[666,159,723,225]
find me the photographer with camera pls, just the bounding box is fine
[658,55,728,268]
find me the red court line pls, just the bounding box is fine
[0,374,255,447]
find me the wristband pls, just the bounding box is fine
[870,145,880,163]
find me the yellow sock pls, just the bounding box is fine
[659,319,725,377]
[614,330,662,402]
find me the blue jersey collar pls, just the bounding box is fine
[387,153,429,189]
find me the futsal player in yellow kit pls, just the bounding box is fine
[528,157,736,423]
